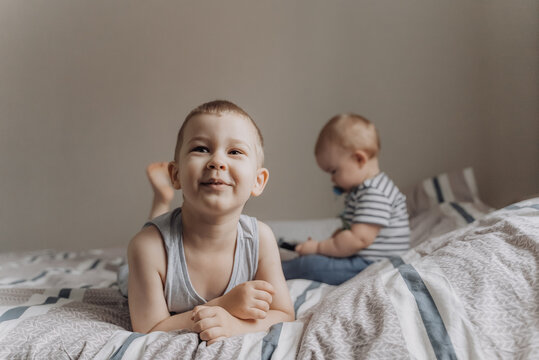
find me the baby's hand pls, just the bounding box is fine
[192,305,239,345]
[295,238,319,255]
[217,280,274,320]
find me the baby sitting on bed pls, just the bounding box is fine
[281,113,410,285]
[118,100,293,345]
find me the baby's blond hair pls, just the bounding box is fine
[173,100,264,166]
[315,113,380,158]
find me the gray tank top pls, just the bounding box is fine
[146,207,259,314]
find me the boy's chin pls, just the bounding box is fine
[199,199,245,216]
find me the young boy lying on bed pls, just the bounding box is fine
[281,113,410,285]
[118,100,294,345]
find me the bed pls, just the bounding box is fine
[1,168,537,359]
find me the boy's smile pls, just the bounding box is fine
[200,177,233,190]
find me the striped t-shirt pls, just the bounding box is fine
[341,172,410,261]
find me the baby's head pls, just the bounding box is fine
[315,113,381,193]
[169,100,269,214]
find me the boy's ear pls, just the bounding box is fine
[168,161,182,190]
[354,150,369,168]
[251,168,269,197]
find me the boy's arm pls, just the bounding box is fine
[229,221,294,327]
[127,226,196,333]
[249,221,295,324]
[193,221,294,343]
[296,223,381,257]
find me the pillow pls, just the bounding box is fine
[409,201,493,247]
[403,167,485,218]
[403,167,494,247]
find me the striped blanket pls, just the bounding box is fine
[298,199,539,358]
[1,170,538,358]
[0,264,332,359]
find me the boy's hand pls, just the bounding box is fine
[191,305,240,345]
[214,280,274,320]
[295,238,319,255]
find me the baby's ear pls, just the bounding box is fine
[168,161,182,190]
[354,150,369,168]
[251,168,269,197]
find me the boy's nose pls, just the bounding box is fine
[207,157,227,170]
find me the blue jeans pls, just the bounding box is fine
[281,254,373,285]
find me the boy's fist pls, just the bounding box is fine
[192,305,238,345]
[217,280,274,320]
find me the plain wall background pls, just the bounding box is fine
[1,0,538,252]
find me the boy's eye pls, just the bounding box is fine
[191,146,209,153]
[229,149,244,155]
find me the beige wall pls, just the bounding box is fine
[1,0,538,252]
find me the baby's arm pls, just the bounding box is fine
[127,226,196,333]
[192,221,295,344]
[296,223,381,257]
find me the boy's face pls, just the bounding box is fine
[316,142,369,193]
[170,113,268,216]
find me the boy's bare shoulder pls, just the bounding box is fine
[257,220,275,242]
[256,220,278,255]
[128,225,165,262]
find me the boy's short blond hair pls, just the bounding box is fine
[315,113,380,158]
[174,100,265,166]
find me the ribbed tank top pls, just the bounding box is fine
[146,207,259,314]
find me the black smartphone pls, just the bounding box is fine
[277,238,296,251]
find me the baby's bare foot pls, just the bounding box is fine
[147,162,174,204]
